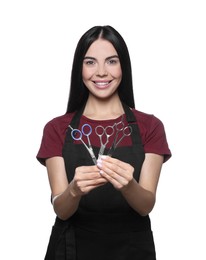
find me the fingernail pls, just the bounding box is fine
[97,161,102,168]
[100,155,108,160]
[97,158,102,163]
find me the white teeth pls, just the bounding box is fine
[95,82,109,86]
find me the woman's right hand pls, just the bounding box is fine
[70,165,108,197]
[46,157,107,219]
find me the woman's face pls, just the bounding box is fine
[82,38,122,100]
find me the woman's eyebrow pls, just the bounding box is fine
[83,55,119,61]
[83,56,96,60]
[105,55,119,61]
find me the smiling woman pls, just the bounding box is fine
[82,39,122,99]
[36,25,171,260]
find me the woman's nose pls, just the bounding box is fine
[96,65,108,77]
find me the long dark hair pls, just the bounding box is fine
[66,25,135,113]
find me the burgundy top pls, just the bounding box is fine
[36,109,171,165]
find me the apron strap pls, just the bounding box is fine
[70,103,86,128]
[122,103,143,145]
[65,103,86,143]
[122,102,136,123]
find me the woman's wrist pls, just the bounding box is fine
[69,181,80,198]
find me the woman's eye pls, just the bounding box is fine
[84,60,95,65]
[108,59,118,64]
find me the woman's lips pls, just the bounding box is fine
[93,80,112,89]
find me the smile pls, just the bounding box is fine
[93,81,112,88]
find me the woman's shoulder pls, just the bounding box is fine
[131,108,162,126]
[44,112,75,129]
[131,108,166,140]
[132,108,171,162]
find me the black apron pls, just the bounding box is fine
[44,103,156,260]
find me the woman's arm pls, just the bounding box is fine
[46,156,81,220]
[46,156,107,220]
[97,153,163,216]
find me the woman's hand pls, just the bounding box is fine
[96,154,164,216]
[97,156,134,190]
[70,165,108,196]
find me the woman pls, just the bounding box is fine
[37,25,171,260]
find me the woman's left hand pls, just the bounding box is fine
[97,156,134,190]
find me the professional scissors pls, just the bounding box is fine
[107,118,132,157]
[69,124,97,165]
[95,125,115,159]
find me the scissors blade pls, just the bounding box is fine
[87,148,97,164]
[97,144,106,158]
[80,141,97,165]
[107,145,116,157]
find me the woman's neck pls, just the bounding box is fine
[83,95,124,120]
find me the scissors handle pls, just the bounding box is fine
[71,129,82,140]
[82,124,92,136]
[82,124,93,147]
[123,125,132,136]
[69,125,97,165]
[95,125,104,136]
[115,120,124,131]
[107,126,132,157]
[104,125,115,137]
[115,126,132,146]
[96,125,114,158]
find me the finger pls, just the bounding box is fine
[81,182,107,194]
[76,165,99,173]
[100,170,126,190]
[74,176,107,194]
[98,158,125,179]
[98,160,127,184]
[75,167,102,180]
[100,168,127,184]
[98,157,134,189]
[100,156,134,180]
[80,178,107,187]
[99,156,127,172]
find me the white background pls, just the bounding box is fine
[0,0,205,259]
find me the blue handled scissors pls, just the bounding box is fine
[107,119,132,157]
[69,124,97,165]
[95,125,114,159]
